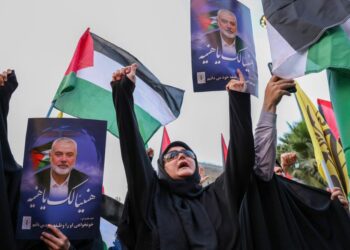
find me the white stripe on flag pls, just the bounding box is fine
[77,51,176,124]
[267,21,307,79]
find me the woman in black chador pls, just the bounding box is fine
[111,64,254,250]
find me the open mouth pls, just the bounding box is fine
[178,161,189,169]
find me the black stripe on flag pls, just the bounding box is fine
[91,33,184,118]
[263,0,350,51]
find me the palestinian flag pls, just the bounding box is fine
[53,29,184,144]
[100,194,124,250]
[317,99,340,141]
[31,141,52,171]
[262,0,350,78]
[261,0,350,179]
[159,126,171,158]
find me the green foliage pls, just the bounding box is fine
[277,120,327,189]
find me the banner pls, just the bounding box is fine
[191,0,258,96]
[295,84,349,196]
[17,118,107,239]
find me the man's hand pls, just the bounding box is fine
[40,224,71,250]
[328,187,349,210]
[263,76,295,113]
[225,69,247,92]
[280,152,297,171]
[0,69,13,86]
[112,63,138,83]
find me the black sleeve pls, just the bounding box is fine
[111,76,156,223]
[216,91,255,214]
[0,71,18,136]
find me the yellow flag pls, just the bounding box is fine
[295,83,349,195]
[57,111,63,118]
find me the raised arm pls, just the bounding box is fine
[0,70,18,130]
[111,64,156,220]
[253,111,276,181]
[0,70,20,170]
[221,69,255,213]
[254,76,296,181]
[0,69,21,250]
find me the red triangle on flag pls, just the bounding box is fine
[64,28,94,75]
[317,99,340,140]
[160,127,171,157]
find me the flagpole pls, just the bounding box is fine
[46,101,56,118]
[321,160,334,189]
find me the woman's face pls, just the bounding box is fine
[163,146,196,180]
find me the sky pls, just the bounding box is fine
[0,0,330,200]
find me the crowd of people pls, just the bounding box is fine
[1,61,350,250]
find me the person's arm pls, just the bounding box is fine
[224,91,253,212]
[0,69,20,171]
[222,70,255,213]
[111,64,156,223]
[0,69,18,130]
[253,111,277,181]
[253,75,296,181]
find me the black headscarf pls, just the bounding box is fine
[155,141,218,249]
[157,141,203,197]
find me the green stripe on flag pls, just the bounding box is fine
[54,72,161,143]
[306,26,350,74]
[134,104,161,143]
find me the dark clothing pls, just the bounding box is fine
[240,175,350,250]
[0,71,23,250]
[112,76,254,249]
[0,72,100,250]
[101,194,124,226]
[35,167,89,195]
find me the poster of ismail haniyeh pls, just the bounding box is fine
[191,0,258,96]
[16,118,107,239]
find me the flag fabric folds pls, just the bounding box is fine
[261,0,350,184]
[262,0,350,78]
[295,83,349,196]
[317,99,340,141]
[53,28,184,144]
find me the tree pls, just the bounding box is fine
[277,120,327,189]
